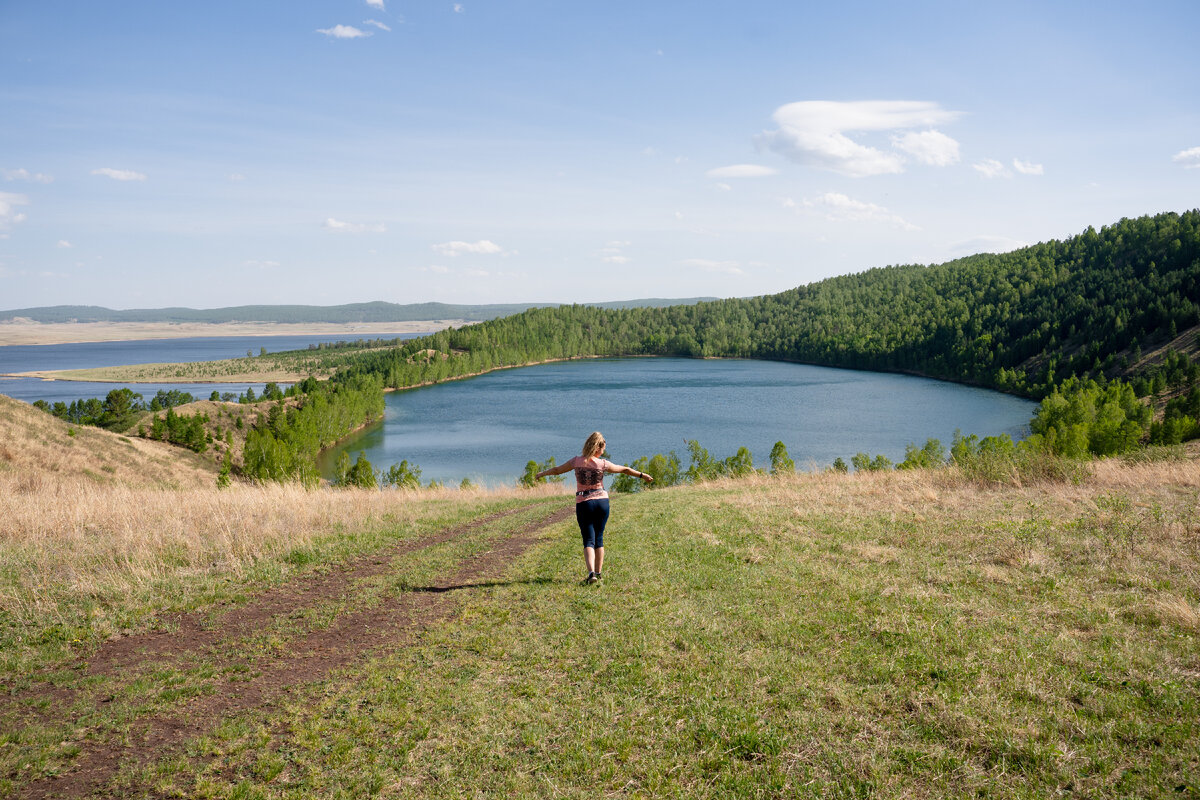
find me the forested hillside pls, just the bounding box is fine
[335,211,1199,400]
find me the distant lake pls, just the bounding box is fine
[0,332,424,404]
[318,358,1037,487]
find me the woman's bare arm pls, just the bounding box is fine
[609,463,654,482]
[535,460,574,479]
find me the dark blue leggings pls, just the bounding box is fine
[576,498,610,549]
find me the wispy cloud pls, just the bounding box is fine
[597,242,631,264]
[892,130,960,166]
[92,167,146,181]
[678,258,743,275]
[453,4,464,12]
[3,168,54,184]
[1012,158,1044,175]
[705,164,778,178]
[227,173,246,182]
[243,259,281,269]
[56,240,72,248]
[366,0,385,9]
[317,25,371,39]
[972,159,1011,179]
[324,217,386,233]
[1173,146,1200,169]
[364,19,391,31]
[432,239,505,257]
[758,100,963,177]
[802,192,918,231]
[0,191,29,229]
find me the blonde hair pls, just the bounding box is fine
[582,431,605,458]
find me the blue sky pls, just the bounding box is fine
[2,0,1197,309]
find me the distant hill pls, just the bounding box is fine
[0,298,719,325]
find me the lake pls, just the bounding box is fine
[318,358,1038,487]
[0,333,423,405]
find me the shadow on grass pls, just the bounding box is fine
[398,576,558,594]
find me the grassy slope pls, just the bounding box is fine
[0,393,216,489]
[2,455,1198,798]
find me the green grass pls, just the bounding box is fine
[4,470,1199,798]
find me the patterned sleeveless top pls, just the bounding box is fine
[571,456,611,504]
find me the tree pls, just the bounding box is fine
[341,451,377,489]
[769,441,794,475]
[382,460,422,489]
[217,451,232,489]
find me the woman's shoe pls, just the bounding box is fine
[586,571,599,584]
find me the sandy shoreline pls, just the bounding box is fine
[0,320,470,347]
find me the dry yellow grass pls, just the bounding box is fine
[0,447,566,641]
[0,393,215,489]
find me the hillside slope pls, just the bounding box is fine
[327,211,1199,400]
[0,393,216,489]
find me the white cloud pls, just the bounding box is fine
[424,264,451,274]
[598,241,632,264]
[243,259,281,269]
[92,167,147,181]
[759,100,962,177]
[432,239,504,257]
[464,268,489,278]
[228,173,246,181]
[453,3,464,12]
[892,130,960,166]
[317,25,371,39]
[0,191,29,229]
[972,159,1012,179]
[715,182,732,191]
[364,19,391,31]
[1173,147,1200,169]
[56,240,72,248]
[706,164,778,178]
[324,217,386,233]
[802,192,918,231]
[4,168,53,183]
[366,0,385,8]
[1012,158,1044,175]
[679,258,743,275]
[951,235,1029,254]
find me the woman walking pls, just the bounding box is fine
[536,431,653,584]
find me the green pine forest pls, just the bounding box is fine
[333,211,1198,400]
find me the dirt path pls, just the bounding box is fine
[13,502,575,800]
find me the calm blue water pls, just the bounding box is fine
[0,332,423,404]
[318,358,1037,487]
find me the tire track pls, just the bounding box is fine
[14,504,574,800]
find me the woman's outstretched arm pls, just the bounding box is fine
[608,463,654,483]
[535,459,574,479]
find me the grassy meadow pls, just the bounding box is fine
[2,438,1198,798]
